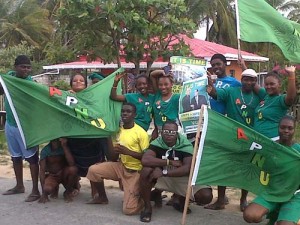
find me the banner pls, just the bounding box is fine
[170,56,207,94]
[0,68,124,148]
[237,0,300,63]
[192,107,300,202]
[179,77,209,134]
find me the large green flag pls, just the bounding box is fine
[192,107,300,202]
[0,68,124,148]
[237,0,300,63]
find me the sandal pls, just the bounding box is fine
[3,187,25,195]
[140,211,152,223]
[25,193,41,202]
[173,202,192,214]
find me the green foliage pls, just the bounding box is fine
[0,42,34,73]
[0,0,53,48]
[51,79,70,90]
[56,0,196,72]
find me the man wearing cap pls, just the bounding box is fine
[206,68,265,211]
[0,55,41,202]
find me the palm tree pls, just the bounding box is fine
[0,0,53,48]
[185,0,237,47]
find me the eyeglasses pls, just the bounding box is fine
[162,129,177,136]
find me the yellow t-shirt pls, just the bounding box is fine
[119,123,149,171]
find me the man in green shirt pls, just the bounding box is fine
[0,55,40,202]
[206,68,264,211]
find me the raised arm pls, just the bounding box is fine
[149,70,165,93]
[110,73,126,102]
[284,66,297,106]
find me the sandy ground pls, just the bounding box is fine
[0,153,255,213]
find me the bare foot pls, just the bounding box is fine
[63,191,74,203]
[71,189,80,197]
[204,201,225,210]
[50,186,59,199]
[86,196,108,204]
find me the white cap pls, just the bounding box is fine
[241,69,257,78]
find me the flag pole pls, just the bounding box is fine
[235,0,242,59]
[181,105,205,225]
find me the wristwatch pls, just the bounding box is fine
[162,169,168,176]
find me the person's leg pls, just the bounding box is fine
[240,189,248,212]
[121,169,143,215]
[204,186,226,210]
[243,203,269,223]
[62,166,78,202]
[140,167,154,222]
[25,152,41,202]
[39,174,59,203]
[86,162,120,204]
[276,192,300,225]
[3,123,25,194]
[194,187,213,206]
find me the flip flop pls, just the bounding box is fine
[204,203,225,210]
[173,202,192,214]
[25,193,41,202]
[3,188,25,195]
[140,211,152,223]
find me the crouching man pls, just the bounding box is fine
[86,103,149,215]
[139,121,212,222]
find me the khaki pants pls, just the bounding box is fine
[87,161,143,215]
[155,176,210,200]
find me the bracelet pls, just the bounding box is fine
[112,86,118,89]
[288,78,296,81]
[166,159,170,166]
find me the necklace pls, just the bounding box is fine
[240,88,254,108]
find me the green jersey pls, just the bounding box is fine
[254,92,289,138]
[124,93,154,131]
[153,93,180,127]
[217,87,263,127]
[4,71,33,127]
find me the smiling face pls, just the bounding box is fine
[158,76,173,95]
[15,64,32,78]
[71,74,87,92]
[264,75,281,96]
[210,58,226,78]
[135,77,148,95]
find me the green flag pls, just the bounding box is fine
[192,107,300,202]
[0,68,124,148]
[237,0,300,63]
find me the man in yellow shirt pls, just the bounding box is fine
[86,103,149,215]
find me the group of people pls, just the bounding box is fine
[0,54,299,225]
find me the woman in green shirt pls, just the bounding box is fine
[254,66,297,140]
[110,73,154,132]
[150,69,180,140]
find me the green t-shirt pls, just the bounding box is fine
[153,93,180,127]
[124,93,154,131]
[291,143,300,153]
[4,71,33,127]
[254,92,289,138]
[217,87,264,127]
[40,143,65,161]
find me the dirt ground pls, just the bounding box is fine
[0,154,255,213]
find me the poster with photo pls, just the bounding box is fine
[169,56,209,134]
[170,56,207,94]
[179,77,210,134]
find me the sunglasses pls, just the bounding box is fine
[162,129,177,136]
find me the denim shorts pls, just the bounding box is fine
[5,122,37,159]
